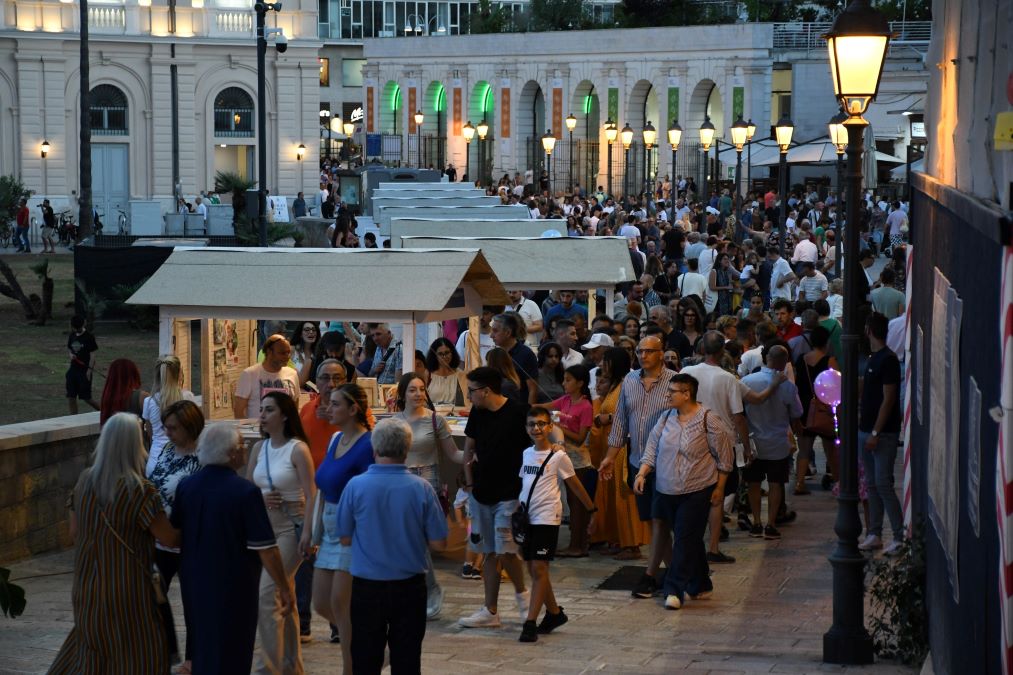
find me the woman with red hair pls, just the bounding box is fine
[99,359,146,426]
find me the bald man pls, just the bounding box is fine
[740,344,803,540]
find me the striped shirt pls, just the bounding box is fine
[607,367,678,466]
[641,407,735,496]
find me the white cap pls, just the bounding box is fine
[581,333,614,350]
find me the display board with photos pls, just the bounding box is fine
[200,319,257,420]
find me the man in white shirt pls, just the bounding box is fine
[233,334,300,419]
[784,209,797,234]
[552,320,584,368]
[675,258,709,305]
[618,216,641,248]
[796,261,829,302]
[508,290,543,348]
[697,236,719,280]
[791,230,819,266]
[194,196,208,226]
[768,247,795,302]
[675,199,691,223]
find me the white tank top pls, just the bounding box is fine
[252,438,304,503]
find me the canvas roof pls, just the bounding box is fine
[400,236,636,289]
[126,247,510,322]
[389,218,564,245]
[377,182,477,190]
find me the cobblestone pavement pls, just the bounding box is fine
[1,480,915,674]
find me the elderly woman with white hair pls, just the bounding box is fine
[171,424,294,675]
[336,417,449,675]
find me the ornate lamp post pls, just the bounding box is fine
[667,119,682,224]
[541,129,556,195]
[414,109,424,168]
[320,109,331,159]
[343,120,355,168]
[730,116,748,226]
[620,122,633,200]
[642,120,657,197]
[698,116,715,209]
[745,118,756,196]
[604,119,618,198]
[462,120,475,184]
[565,113,577,193]
[476,118,489,186]
[774,114,794,259]
[828,107,849,278]
[255,1,283,245]
[821,1,892,665]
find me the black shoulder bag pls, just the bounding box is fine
[511,451,555,545]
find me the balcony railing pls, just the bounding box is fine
[213,9,253,36]
[773,20,932,53]
[88,5,126,33]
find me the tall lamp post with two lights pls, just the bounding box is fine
[667,119,682,224]
[462,120,475,185]
[828,108,849,278]
[541,129,556,194]
[730,116,749,225]
[620,123,633,200]
[604,119,617,198]
[698,116,715,208]
[477,119,489,186]
[774,114,794,260]
[821,0,892,665]
[745,118,756,196]
[642,121,656,197]
[255,0,285,246]
[566,113,577,193]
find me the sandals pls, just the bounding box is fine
[613,548,643,561]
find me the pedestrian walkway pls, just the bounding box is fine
[1,482,914,674]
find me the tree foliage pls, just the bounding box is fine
[0,175,30,232]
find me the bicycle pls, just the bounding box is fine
[57,210,77,246]
[0,220,11,249]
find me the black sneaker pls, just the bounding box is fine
[737,514,753,531]
[631,573,658,598]
[536,607,568,634]
[719,526,730,542]
[764,525,782,540]
[330,624,340,643]
[749,523,764,538]
[707,551,736,564]
[775,510,797,525]
[821,474,834,491]
[519,620,538,643]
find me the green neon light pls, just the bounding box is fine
[583,95,593,115]
[435,84,446,113]
[391,84,401,111]
[480,82,492,113]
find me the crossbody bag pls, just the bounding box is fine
[511,451,555,545]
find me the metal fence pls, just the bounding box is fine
[772,20,931,52]
[523,138,600,194]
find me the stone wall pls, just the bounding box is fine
[0,414,99,564]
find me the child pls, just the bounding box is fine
[548,364,595,557]
[453,472,484,579]
[518,407,595,643]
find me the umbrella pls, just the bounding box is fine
[890,157,924,182]
[750,139,846,166]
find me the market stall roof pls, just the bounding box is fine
[390,218,564,246]
[400,236,636,289]
[126,247,510,322]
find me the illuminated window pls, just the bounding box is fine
[319,58,330,87]
[214,87,254,137]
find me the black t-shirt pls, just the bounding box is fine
[508,341,539,401]
[859,347,901,433]
[665,329,693,360]
[758,259,774,293]
[68,330,98,371]
[662,229,685,260]
[465,399,531,505]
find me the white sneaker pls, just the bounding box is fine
[426,585,444,620]
[664,594,682,610]
[515,590,531,623]
[858,534,883,551]
[883,539,904,557]
[458,606,501,628]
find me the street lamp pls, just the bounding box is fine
[620,123,633,199]
[462,120,475,185]
[730,116,748,226]
[821,0,891,665]
[774,114,794,259]
[745,118,756,195]
[667,119,682,224]
[255,1,283,246]
[320,109,331,159]
[296,143,306,161]
[604,119,618,199]
[477,119,489,186]
[566,113,577,194]
[414,109,424,168]
[541,129,556,194]
[828,108,849,278]
[41,140,51,158]
[642,120,656,196]
[699,116,715,209]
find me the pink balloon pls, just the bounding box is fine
[814,368,842,407]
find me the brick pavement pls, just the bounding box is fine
[0,481,915,674]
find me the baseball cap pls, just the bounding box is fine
[581,333,615,350]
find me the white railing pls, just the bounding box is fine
[213,9,253,35]
[88,5,126,33]
[773,20,932,52]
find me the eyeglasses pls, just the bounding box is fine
[318,374,345,382]
[526,421,550,429]
[436,350,453,357]
[635,348,662,355]
[467,386,488,394]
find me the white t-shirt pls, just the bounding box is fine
[618,223,640,243]
[561,347,584,369]
[680,362,747,424]
[513,298,543,348]
[518,447,575,526]
[698,247,718,279]
[455,329,494,366]
[791,239,819,263]
[886,209,908,236]
[770,257,794,300]
[235,363,300,419]
[676,272,709,303]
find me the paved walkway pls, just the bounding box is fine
[1,479,914,675]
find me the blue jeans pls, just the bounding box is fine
[859,431,903,539]
[652,485,714,601]
[16,226,30,251]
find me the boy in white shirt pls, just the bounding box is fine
[517,407,595,643]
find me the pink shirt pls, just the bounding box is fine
[550,395,593,469]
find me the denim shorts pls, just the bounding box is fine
[469,496,519,556]
[407,463,441,493]
[315,501,352,572]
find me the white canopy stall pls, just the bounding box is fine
[126,247,510,417]
[389,218,564,246]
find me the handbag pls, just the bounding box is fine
[802,360,836,437]
[99,506,178,660]
[511,451,555,545]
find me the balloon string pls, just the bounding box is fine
[832,404,840,449]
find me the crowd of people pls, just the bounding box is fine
[51,174,911,673]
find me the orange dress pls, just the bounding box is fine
[589,388,651,548]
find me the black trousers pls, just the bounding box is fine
[351,574,427,675]
[154,548,189,660]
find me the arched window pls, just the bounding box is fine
[90,84,128,135]
[214,87,254,137]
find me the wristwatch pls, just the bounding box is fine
[871,430,879,438]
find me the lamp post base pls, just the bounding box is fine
[823,622,874,664]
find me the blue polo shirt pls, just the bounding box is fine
[335,464,449,581]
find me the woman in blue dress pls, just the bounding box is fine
[300,383,373,674]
